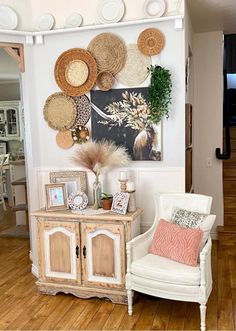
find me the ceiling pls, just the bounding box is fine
[187,0,236,34]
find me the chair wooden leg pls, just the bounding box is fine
[200,303,206,331]
[127,290,133,315]
[2,198,6,211]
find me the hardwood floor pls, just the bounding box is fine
[0,235,235,330]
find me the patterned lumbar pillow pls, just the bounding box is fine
[171,208,216,250]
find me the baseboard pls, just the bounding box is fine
[31,263,39,278]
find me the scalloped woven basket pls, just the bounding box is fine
[43,92,76,131]
[116,44,151,86]
[54,48,97,96]
[87,33,126,75]
[137,28,165,56]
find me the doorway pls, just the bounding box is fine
[0,43,28,239]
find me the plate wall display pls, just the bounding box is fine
[87,33,126,75]
[137,28,165,56]
[36,13,55,31]
[97,0,125,24]
[68,191,88,210]
[54,48,97,96]
[72,95,91,127]
[64,13,83,28]
[43,92,77,131]
[96,71,114,91]
[71,125,90,143]
[0,6,18,30]
[116,44,151,86]
[143,0,166,18]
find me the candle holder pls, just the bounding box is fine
[127,190,136,212]
[119,179,128,192]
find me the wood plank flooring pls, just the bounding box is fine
[0,237,235,330]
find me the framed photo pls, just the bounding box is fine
[45,183,68,211]
[50,171,87,197]
[111,192,130,215]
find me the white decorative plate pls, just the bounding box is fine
[97,0,125,24]
[36,13,55,31]
[68,191,88,210]
[64,13,83,28]
[143,0,166,18]
[0,6,18,30]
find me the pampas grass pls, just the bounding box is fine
[72,140,130,176]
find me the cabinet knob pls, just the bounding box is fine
[76,245,79,258]
[83,245,86,258]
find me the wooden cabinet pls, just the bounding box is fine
[0,101,23,141]
[32,209,141,304]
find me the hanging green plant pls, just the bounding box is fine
[147,65,172,124]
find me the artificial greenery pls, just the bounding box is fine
[147,65,172,124]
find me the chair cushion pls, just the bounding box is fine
[131,253,200,285]
[171,208,215,250]
[149,219,203,266]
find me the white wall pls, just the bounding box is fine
[193,31,224,233]
[0,0,184,31]
[0,82,20,100]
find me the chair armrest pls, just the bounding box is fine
[126,227,154,272]
[199,236,212,297]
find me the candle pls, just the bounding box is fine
[119,171,127,181]
[126,181,135,192]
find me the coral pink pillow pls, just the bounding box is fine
[149,219,203,266]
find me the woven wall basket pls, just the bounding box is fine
[54,48,97,96]
[96,71,114,91]
[116,44,151,86]
[137,28,165,56]
[87,33,126,75]
[56,130,74,149]
[43,92,77,131]
[72,95,91,127]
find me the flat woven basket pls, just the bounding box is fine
[137,28,165,56]
[54,48,97,96]
[56,130,74,149]
[87,33,126,75]
[116,44,151,86]
[43,92,77,131]
[72,95,91,127]
[96,71,114,91]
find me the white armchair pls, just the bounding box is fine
[126,193,215,331]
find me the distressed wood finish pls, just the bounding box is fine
[81,222,125,288]
[33,209,141,303]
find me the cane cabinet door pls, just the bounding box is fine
[38,220,81,284]
[81,222,125,288]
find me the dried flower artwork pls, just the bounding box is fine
[91,87,162,161]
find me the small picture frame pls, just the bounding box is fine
[68,191,88,210]
[50,171,87,198]
[111,192,130,215]
[45,183,68,211]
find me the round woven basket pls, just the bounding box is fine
[72,95,91,127]
[96,71,114,91]
[137,28,165,56]
[116,44,151,86]
[56,130,74,149]
[54,48,97,96]
[71,125,90,144]
[87,33,126,75]
[43,92,77,131]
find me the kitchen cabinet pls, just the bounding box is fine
[32,208,141,304]
[0,101,23,141]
